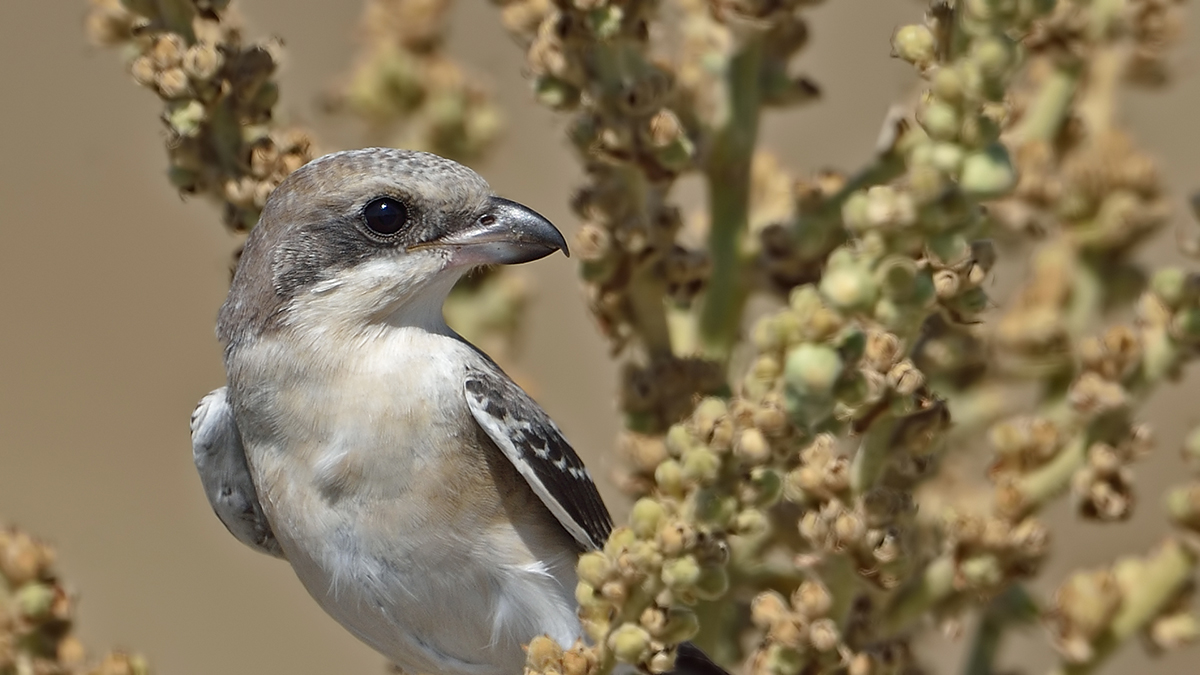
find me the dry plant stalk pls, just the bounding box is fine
[79,0,1200,674]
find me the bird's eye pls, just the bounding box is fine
[363,197,408,236]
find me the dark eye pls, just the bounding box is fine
[363,197,408,236]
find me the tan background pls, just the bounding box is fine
[2,1,1200,674]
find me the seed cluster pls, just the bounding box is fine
[86,0,316,231]
[0,527,147,675]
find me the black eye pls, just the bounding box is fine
[363,197,408,236]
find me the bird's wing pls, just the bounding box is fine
[463,365,613,551]
[190,387,285,558]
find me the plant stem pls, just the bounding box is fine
[153,0,197,41]
[850,412,900,496]
[882,554,956,634]
[699,39,764,360]
[1050,539,1196,675]
[1014,65,1079,145]
[962,585,1039,675]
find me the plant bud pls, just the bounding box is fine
[526,635,565,671]
[631,499,667,539]
[809,618,841,651]
[785,344,844,398]
[750,590,789,627]
[577,552,612,587]
[608,624,652,664]
[681,447,720,485]
[734,509,770,538]
[960,143,1017,198]
[792,580,832,618]
[655,459,685,497]
[661,556,701,590]
[15,582,56,620]
[604,527,637,557]
[734,428,771,464]
[919,98,960,141]
[892,24,937,66]
[183,43,223,81]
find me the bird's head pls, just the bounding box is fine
[217,148,568,348]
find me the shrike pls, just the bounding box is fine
[190,148,724,675]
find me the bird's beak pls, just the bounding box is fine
[424,196,570,268]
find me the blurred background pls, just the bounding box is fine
[2,1,1200,674]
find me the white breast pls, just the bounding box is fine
[231,327,582,675]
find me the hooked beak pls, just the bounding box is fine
[423,196,569,268]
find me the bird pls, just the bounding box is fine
[190,147,728,675]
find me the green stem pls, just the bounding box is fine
[962,585,1039,675]
[882,554,956,634]
[1014,65,1079,145]
[1050,540,1196,675]
[629,265,676,358]
[850,412,900,496]
[1007,434,1086,517]
[153,0,197,42]
[699,40,764,360]
[791,151,906,261]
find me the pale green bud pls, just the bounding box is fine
[960,554,1003,588]
[1151,267,1188,309]
[842,190,872,232]
[932,67,965,103]
[608,623,652,663]
[820,266,877,312]
[681,447,720,485]
[960,143,1017,198]
[578,552,612,587]
[919,99,960,142]
[661,555,701,590]
[655,459,685,497]
[665,424,694,457]
[693,398,728,436]
[930,142,966,174]
[892,24,937,66]
[785,344,844,398]
[631,498,667,539]
[604,526,638,557]
[166,100,206,138]
[15,582,55,620]
[734,508,770,538]
[973,35,1017,78]
[928,233,972,267]
[576,580,597,606]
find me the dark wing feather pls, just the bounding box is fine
[463,365,613,551]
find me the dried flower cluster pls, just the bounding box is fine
[86,0,316,231]
[0,526,149,675]
[328,0,502,161]
[78,0,1200,674]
